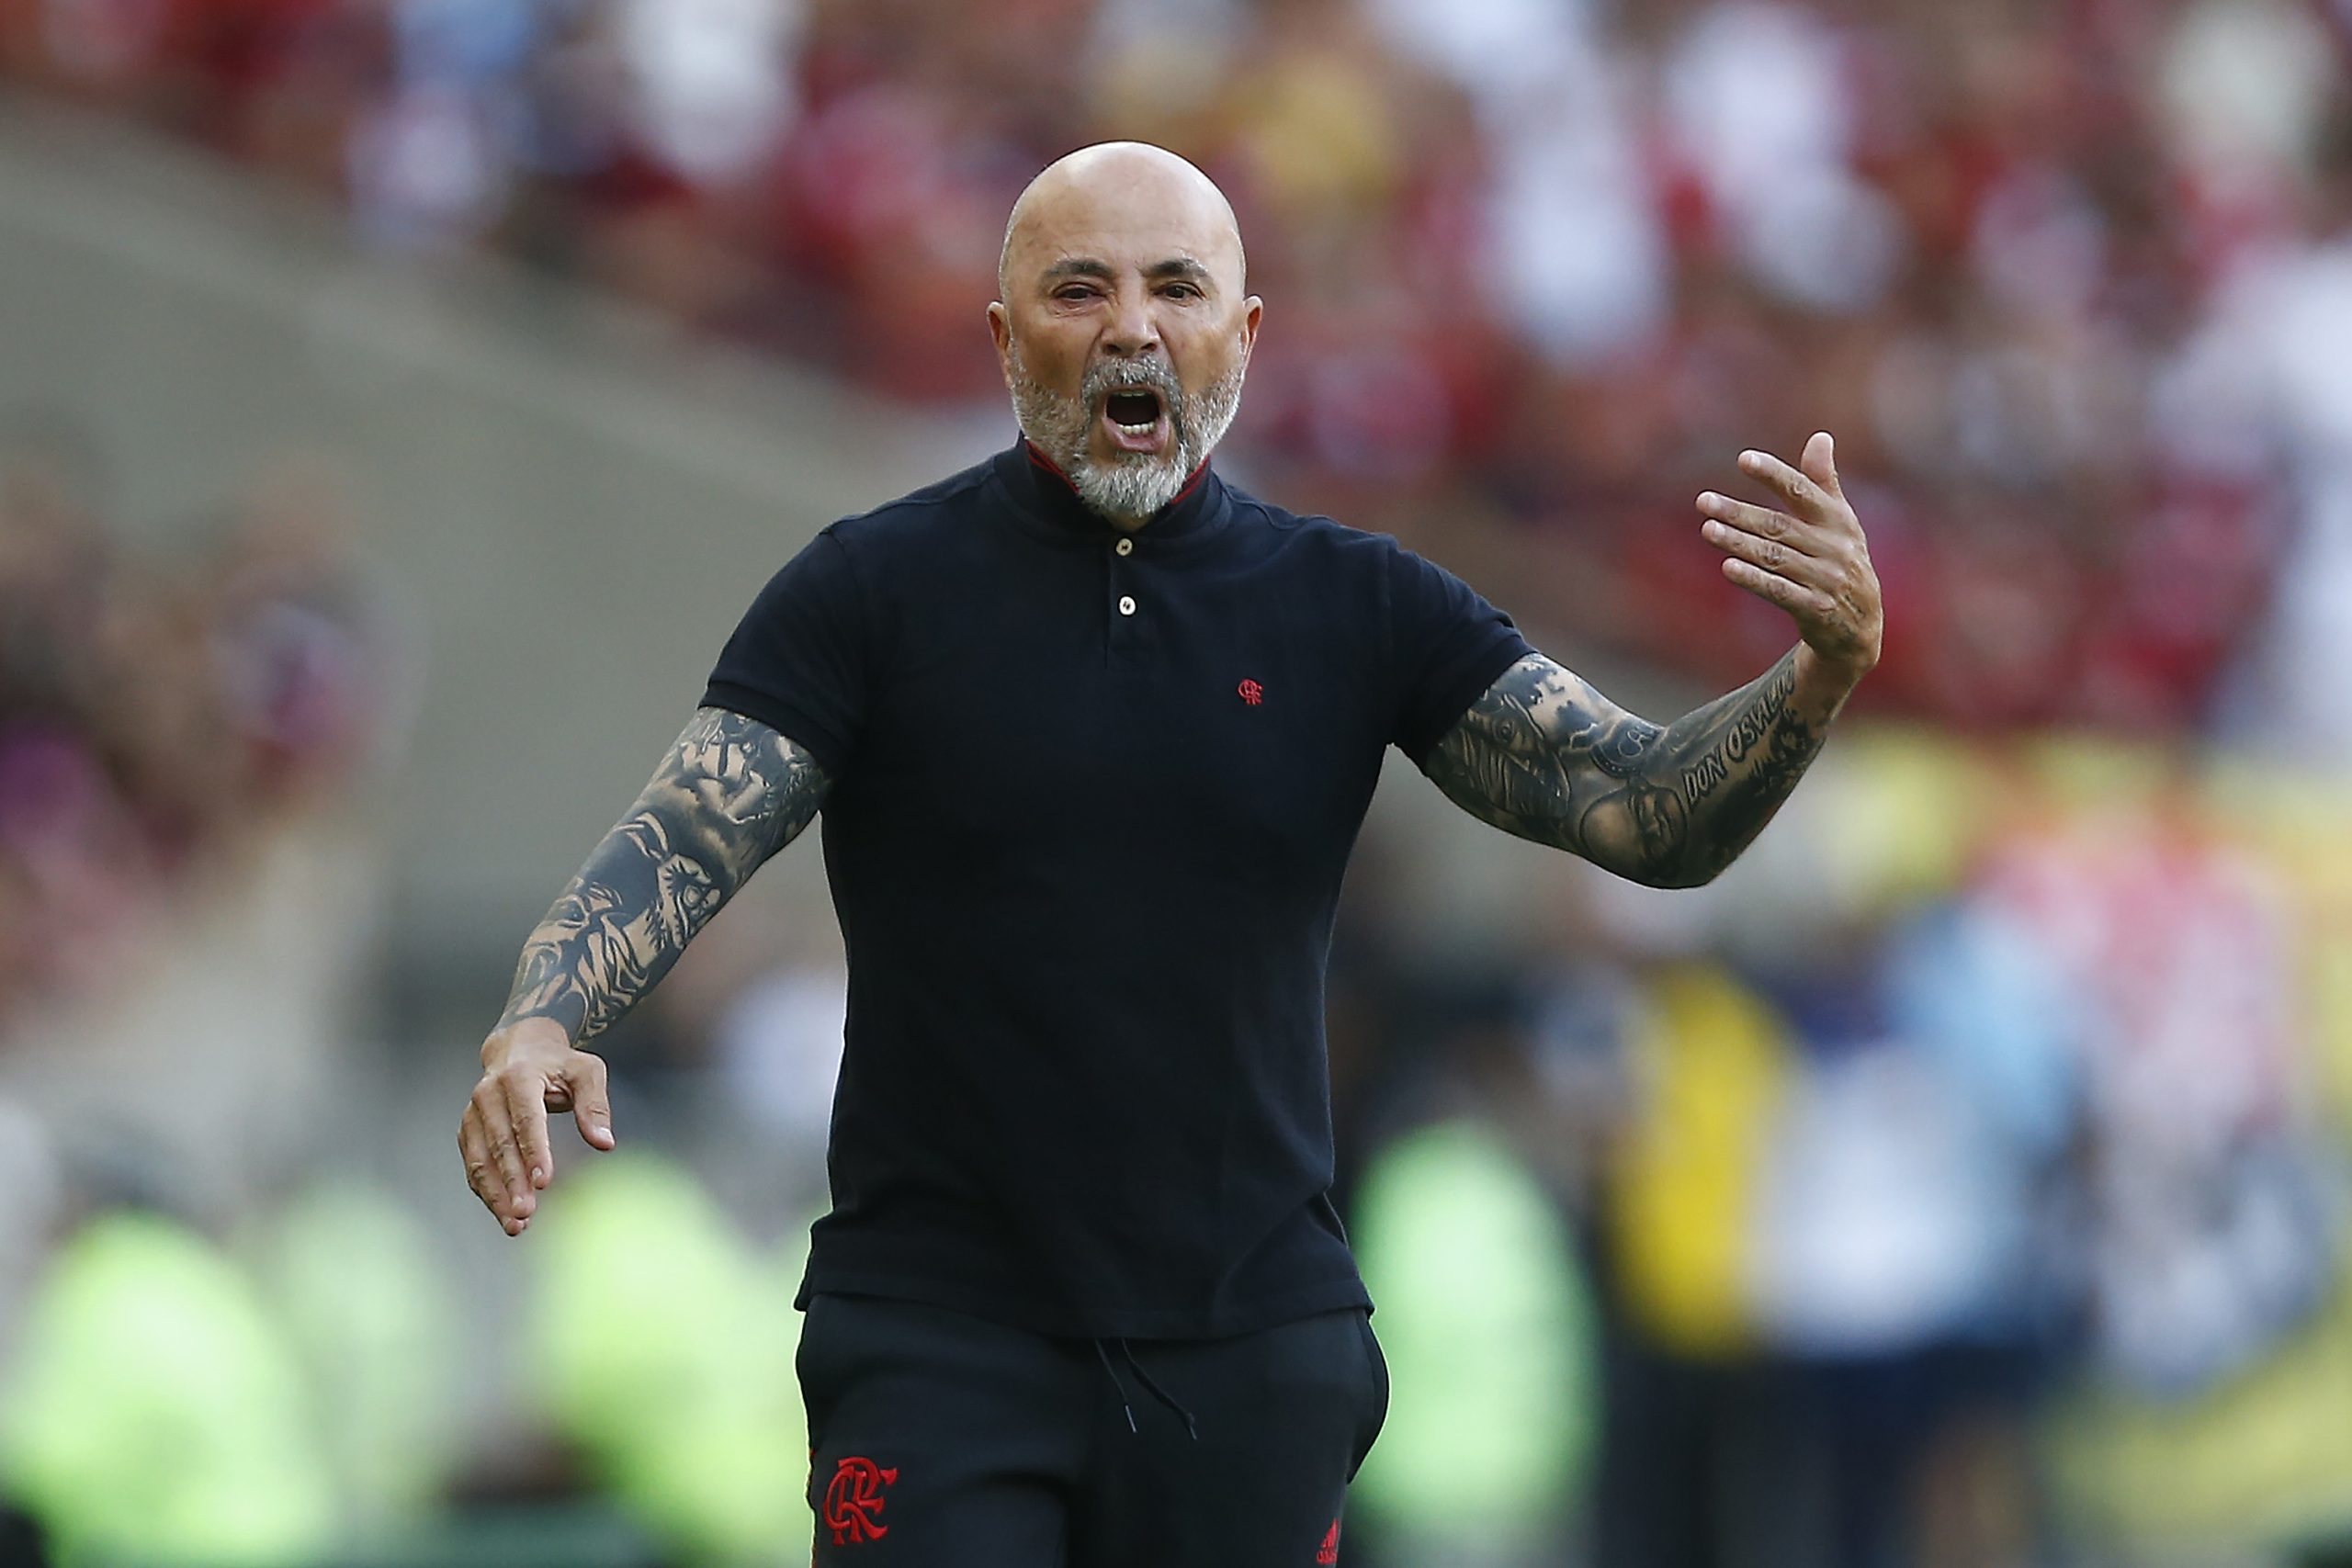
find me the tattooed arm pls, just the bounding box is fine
[1424,434,1881,887]
[496,708,828,1043]
[460,707,830,1234]
[1426,647,1839,886]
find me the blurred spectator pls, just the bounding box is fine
[2,1207,340,1567]
[533,1150,816,1564]
[0,432,394,1021]
[1981,765,2335,1395]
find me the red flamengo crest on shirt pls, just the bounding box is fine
[1238,678,1265,705]
[1316,1518,1341,1563]
[823,1456,899,1545]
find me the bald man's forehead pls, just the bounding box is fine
[1001,150,1247,295]
[1002,210,1245,299]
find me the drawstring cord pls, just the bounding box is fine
[1091,1337,1201,1441]
[1093,1338,1140,1434]
[1119,1340,1200,1442]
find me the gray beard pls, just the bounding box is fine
[1007,344,1247,523]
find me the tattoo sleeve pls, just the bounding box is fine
[497,707,831,1043]
[1421,649,1828,887]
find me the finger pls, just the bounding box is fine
[1721,556,1834,618]
[458,1116,503,1220]
[1697,492,1826,558]
[568,1053,616,1151]
[1738,448,1838,523]
[1801,431,1843,499]
[473,1082,534,1228]
[460,1114,526,1234]
[500,1070,554,1200]
[1702,517,1835,587]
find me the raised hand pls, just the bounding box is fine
[1697,432,1882,682]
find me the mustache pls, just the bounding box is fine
[1080,356,1183,409]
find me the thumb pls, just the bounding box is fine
[1803,431,1841,496]
[568,1056,616,1151]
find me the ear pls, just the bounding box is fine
[988,300,1014,385]
[1240,296,1264,358]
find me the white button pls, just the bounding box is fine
[1115,538,1134,557]
[1118,595,1137,616]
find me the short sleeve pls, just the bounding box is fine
[1386,543,1534,763]
[700,528,869,777]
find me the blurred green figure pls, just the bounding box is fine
[257,1180,463,1532]
[0,1210,336,1567]
[1,1182,462,1567]
[533,1151,815,1565]
[1350,1119,1596,1565]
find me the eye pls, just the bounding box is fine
[1161,282,1203,300]
[1053,284,1101,302]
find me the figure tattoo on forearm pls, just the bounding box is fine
[1424,650,1826,887]
[498,708,831,1043]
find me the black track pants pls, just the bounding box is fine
[799,1293,1389,1568]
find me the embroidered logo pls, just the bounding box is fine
[1238,678,1265,705]
[1316,1518,1341,1564]
[823,1456,899,1545]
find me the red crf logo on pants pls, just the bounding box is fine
[823,1456,899,1544]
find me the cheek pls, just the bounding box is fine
[1028,354,1087,399]
[1012,319,1091,381]
[1176,338,1241,396]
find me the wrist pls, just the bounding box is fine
[1800,637,1874,683]
[1793,640,1872,716]
[484,1013,572,1069]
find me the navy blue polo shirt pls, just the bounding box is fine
[702,438,1531,1339]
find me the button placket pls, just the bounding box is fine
[1107,533,1144,660]
[1112,537,1137,620]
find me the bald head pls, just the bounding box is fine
[998,142,1246,301]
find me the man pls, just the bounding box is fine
[459,141,1881,1566]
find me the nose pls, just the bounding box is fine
[1101,283,1160,359]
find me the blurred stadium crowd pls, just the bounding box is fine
[12,0,2352,738]
[5,0,2352,1565]
[0,434,386,1016]
[0,434,413,1564]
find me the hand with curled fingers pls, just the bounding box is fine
[1697,432,1883,684]
[459,1017,616,1235]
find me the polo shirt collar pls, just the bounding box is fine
[995,438,1226,543]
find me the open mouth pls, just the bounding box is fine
[1100,388,1170,454]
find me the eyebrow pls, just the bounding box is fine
[1145,257,1214,286]
[1042,256,1217,290]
